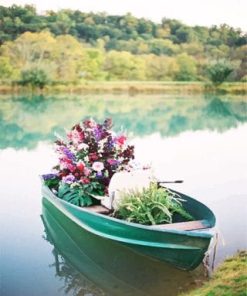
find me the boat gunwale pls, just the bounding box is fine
[41,177,214,240]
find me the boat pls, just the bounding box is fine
[41,199,207,296]
[41,176,216,270]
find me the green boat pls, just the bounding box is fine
[42,198,207,296]
[41,177,216,271]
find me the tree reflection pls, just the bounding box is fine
[1,95,246,149]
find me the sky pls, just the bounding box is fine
[1,0,246,31]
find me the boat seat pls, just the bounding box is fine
[85,205,111,215]
[151,219,211,231]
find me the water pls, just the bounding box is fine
[0,94,247,296]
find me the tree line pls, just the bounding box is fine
[0,5,246,86]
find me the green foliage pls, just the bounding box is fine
[181,251,247,296]
[114,183,193,225]
[0,56,14,78]
[175,53,197,81]
[104,50,146,80]
[207,62,234,85]
[0,5,246,82]
[57,182,104,207]
[57,183,93,207]
[18,68,50,88]
[44,177,60,189]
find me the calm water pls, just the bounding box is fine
[0,94,247,296]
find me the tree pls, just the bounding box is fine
[0,56,14,79]
[175,53,197,81]
[82,48,106,80]
[207,62,234,85]
[52,35,86,81]
[175,26,197,43]
[18,68,50,89]
[144,55,178,81]
[104,51,146,80]
[50,11,75,35]
[149,39,179,56]
[1,31,56,69]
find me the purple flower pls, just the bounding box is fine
[96,171,103,179]
[106,138,114,150]
[94,127,103,141]
[62,174,75,184]
[107,159,119,166]
[62,147,76,161]
[43,173,58,180]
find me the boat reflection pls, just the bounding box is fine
[41,198,207,296]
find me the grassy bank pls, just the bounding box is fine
[0,81,246,95]
[180,251,247,296]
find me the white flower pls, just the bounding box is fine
[78,143,88,150]
[92,161,104,172]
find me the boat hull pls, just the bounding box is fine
[42,184,215,270]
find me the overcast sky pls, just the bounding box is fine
[1,0,246,31]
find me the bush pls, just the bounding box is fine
[207,62,234,86]
[18,68,50,89]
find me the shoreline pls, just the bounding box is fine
[0,81,246,95]
[180,251,247,296]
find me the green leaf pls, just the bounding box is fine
[57,183,94,207]
[114,183,194,225]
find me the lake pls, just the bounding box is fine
[1,94,247,296]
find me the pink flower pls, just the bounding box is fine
[76,161,85,172]
[116,135,127,146]
[68,130,84,145]
[107,159,119,166]
[92,161,104,172]
[67,131,73,141]
[80,177,90,184]
[67,163,76,172]
[83,167,91,176]
[89,152,98,162]
[83,119,96,128]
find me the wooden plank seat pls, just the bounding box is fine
[151,219,211,231]
[85,205,111,215]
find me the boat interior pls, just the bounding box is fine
[85,205,211,231]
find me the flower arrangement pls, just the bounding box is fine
[43,118,135,207]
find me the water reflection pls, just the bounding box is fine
[1,94,246,296]
[0,95,246,149]
[42,198,207,296]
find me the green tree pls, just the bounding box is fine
[144,55,178,80]
[1,31,56,70]
[104,51,146,80]
[149,39,179,56]
[207,62,234,85]
[175,26,197,43]
[83,48,106,80]
[18,68,50,89]
[0,56,14,78]
[175,53,197,81]
[52,34,86,81]
[50,11,75,35]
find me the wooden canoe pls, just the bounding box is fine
[41,177,216,270]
